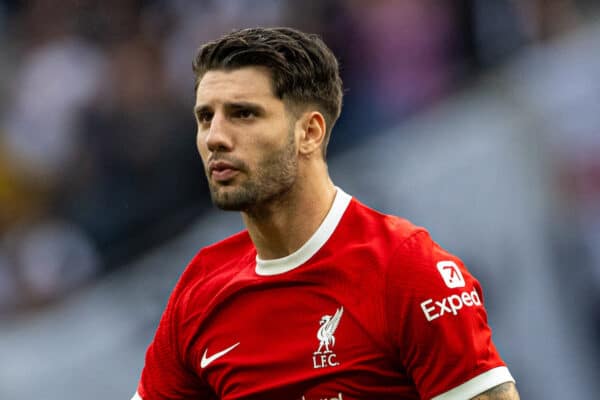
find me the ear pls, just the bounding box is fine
[297,111,326,157]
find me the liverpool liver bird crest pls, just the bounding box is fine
[314,306,344,354]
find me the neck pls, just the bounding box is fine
[242,173,336,260]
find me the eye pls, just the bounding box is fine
[234,109,256,119]
[197,111,213,124]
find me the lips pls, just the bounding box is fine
[208,160,240,182]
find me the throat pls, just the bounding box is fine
[244,208,308,260]
[244,184,338,261]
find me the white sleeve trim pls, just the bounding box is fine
[131,391,142,400]
[431,366,515,400]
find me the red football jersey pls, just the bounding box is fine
[134,189,514,400]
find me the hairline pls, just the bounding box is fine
[195,65,327,129]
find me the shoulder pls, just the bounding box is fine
[384,225,474,299]
[171,230,254,300]
[346,198,477,304]
[341,197,426,245]
[341,196,459,277]
[196,229,254,267]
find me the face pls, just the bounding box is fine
[194,67,299,211]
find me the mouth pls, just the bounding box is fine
[208,160,241,183]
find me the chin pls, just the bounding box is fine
[210,186,253,211]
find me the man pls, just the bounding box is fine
[133,27,519,400]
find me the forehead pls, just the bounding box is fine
[195,67,278,107]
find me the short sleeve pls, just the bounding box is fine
[135,273,215,400]
[386,230,514,400]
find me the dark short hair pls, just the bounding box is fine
[193,27,343,156]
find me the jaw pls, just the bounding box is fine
[208,180,249,211]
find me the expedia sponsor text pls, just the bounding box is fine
[420,289,481,322]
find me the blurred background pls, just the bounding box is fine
[0,0,599,398]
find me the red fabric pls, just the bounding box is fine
[137,198,506,399]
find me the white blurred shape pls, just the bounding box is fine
[3,37,106,177]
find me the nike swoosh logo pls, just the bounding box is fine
[201,342,240,368]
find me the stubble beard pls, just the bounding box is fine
[208,129,298,212]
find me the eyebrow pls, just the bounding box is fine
[193,101,266,117]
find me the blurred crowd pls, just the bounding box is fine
[0,0,597,315]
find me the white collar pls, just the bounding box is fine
[255,187,352,276]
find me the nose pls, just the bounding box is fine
[204,112,233,152]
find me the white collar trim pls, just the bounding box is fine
[255,187,352,276]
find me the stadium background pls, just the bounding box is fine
[0,0,599,398]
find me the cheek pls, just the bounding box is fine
[196,132,209,161]
[195,133,202,153]
[256,122,293,150]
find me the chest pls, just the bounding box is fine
[185,276,418,400]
